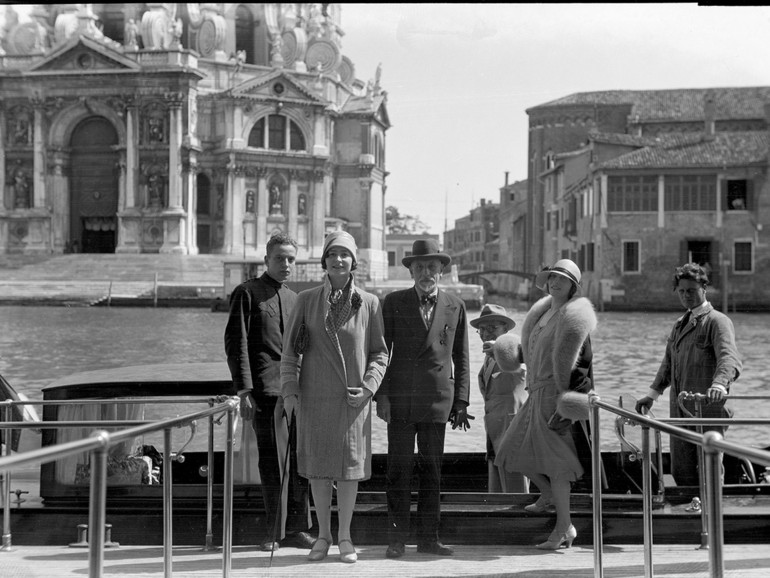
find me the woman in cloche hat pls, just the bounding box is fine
[281,231,389,563]
[493,259,597,550]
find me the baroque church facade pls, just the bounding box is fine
[0,4,389,278]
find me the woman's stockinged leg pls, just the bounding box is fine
[335,480,359,542]
[551,477,572,533]
[526,472,552,499]
[309,479,334,542]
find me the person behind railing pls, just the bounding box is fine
[470,303,529,493]
[224,233,315,552]
[494,259,597,550]
[281,231,389,564]
[635,262,742,487]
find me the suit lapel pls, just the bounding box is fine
[418,291,454,356]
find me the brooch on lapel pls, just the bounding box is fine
[440,324,449,345]
[351,291,362,312]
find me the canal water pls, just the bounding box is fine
[1,305,768,454]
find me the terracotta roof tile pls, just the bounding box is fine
[598,132,769,169]
[529,87,770,122]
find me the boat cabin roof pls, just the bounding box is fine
[42,362,233,400]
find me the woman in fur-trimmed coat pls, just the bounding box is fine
[494,259,597,550]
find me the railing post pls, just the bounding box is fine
[88,431,110,578]
[1,403,12,552]
[695,398,709,550]
[703,431,725,578]
[163,427,173,578]
[202,399,216,551]
[222,402,236,578]
[641,425,654,578]
[589,393,603,578]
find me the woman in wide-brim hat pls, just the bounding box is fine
[494,258,597,550]
[281,230,389,563]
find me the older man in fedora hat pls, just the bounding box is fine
[470,304,529,494]
[375,238,472,559]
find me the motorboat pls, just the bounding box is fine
[2,363,769,547]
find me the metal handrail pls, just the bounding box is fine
[590,393,770,578]
[0,396,239,578]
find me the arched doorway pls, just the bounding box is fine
[69,117,119,253]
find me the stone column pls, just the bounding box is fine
[715,174,723,229]
[311,169,326,257]
[231,165,246,257]
[50,157,68,251]
[0,103,6,212]
[33,105,45,208]
[125,102,138,209]
[166,93,184,211]
[657,174,665,229]
[222,159,235,254]
[185,155,199,254]
[288,169,299,239]
[256,168,268,249]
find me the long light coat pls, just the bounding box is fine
[495,295,596,480]
[281,281,388,481]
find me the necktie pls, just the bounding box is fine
[421,294,437,305]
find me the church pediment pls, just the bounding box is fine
[29,36,141,73]
[230,71,326,105]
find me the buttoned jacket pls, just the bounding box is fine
[651,302,742,419]
[377,288,470,423]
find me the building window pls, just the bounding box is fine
[387,251,396,267]
[664,175,716,211]
[586,242,595,272]
[622,240,641,274]
[248,115,306,151]
[608,176,658,212]
[733,240,753,273]
[726,180,749,210]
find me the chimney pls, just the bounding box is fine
[504,171,509,187]
[703,91,716,136]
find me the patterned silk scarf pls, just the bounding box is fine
[324,275,354,382]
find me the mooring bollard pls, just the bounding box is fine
[68,523,120,548]
[69,524,89,548]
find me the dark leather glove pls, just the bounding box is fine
[635,396,654,415]
[449,402,474,431]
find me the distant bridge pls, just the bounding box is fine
[458,269,536,284]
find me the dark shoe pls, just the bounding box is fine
[259,538,280,552]
[417,541,454,556]
[385,542,405,558]
[280,531,316,549]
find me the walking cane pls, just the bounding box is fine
[269,408,293,569]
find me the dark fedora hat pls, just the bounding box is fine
[469,303,516,331]
[402,238,451,268]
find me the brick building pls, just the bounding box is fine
[523,88,770,310]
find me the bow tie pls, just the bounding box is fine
[420,294,437,305]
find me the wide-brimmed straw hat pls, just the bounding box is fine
[469,304,516,331]
[402,238,451,268]
[535,258,581,293]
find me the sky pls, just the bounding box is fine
[339,3,770,234]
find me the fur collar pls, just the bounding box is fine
[521,295,597,391]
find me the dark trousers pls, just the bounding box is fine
[386,421,446,544]
[671,424,727,487]
[251,395,309,539]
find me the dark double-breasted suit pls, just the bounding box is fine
[376,287,470,544]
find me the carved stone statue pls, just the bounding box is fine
[298,194,307,216]
[124,18,139,49]
[13,166,30,209]
[245,190,255,214]
[269,184,283,215]
[148,174,163,208]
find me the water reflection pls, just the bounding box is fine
[1,306,767,453]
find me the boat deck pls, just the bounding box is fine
[2,543,768,577]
